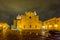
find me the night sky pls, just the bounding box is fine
[0,0,60,25]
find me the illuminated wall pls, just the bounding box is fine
[13,11,60,31]
[56,17,60,30]
[44,17,60,31]
[0,22,9,34]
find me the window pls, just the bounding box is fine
[35,25,37,28]
[24,25,25,28]
[57,20,59,22]
[29,16,31,19]
[30,25,31,28]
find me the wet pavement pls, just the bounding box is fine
[0,30,60,40]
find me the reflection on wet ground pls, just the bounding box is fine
[0,30,60,40]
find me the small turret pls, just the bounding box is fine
[16,14,21,19]
[34,11,37,15]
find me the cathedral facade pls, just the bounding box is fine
[13,11,43,35]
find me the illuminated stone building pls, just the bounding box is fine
[13,11,42,35]
[56,17,60,30]
[43,17,60,31]
[0,22,10,34]
[0,22,9,30]
[43,17,60,37]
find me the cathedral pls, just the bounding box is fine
[13,11,43,35]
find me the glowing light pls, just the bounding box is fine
[0,25,2,27]
[54,24,58,28]
[49,25,52,28]
[42,26,45,29]
[3,26,6,29]
[36,33,38,35]
[42,31,45,36]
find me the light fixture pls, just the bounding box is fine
[42,26,45,29]
[0,25,2,27]
[49,25,52,28]
[54,24,58,28]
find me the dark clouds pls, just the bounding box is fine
[0,0,60,25]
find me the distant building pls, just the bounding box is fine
[0,22,10,34]
[0,22,9,30]
[43,17,60,31]
[56,17,60,30]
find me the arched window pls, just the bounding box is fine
[30,25,31,28]
[35,25,37,28]
[24,25,25,28]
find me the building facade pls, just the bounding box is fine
[0,22,10,35]
[43,17,60,31]
[13,11,42,35]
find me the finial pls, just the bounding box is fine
[16,14,21,19]
[25,11,27,14]
[34,11,37,15]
